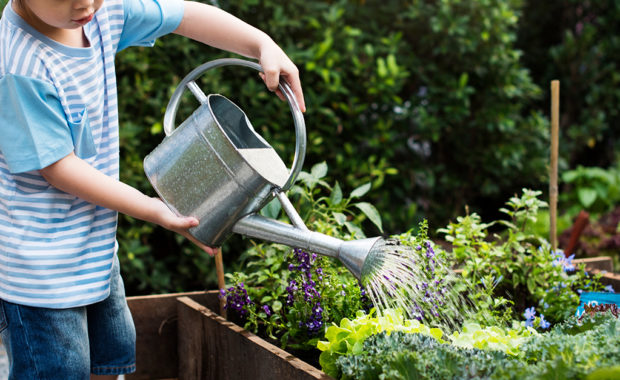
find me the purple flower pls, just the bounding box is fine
[524,306,536,321]
[262,305,271,316]
[605,285,615,293]
[551,250,575,272]
[551,250,564,267]
[563,254,576,272]
[539,314,550,329]
[287,248,325,335]
[223,283,253,316]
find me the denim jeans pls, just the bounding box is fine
[0,255,136,379]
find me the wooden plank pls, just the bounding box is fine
[574,256,614,273]
[126,291,215,379]
[178,296,206,380]
[599,272,620,292]
[176,296,333,380]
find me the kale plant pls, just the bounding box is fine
[336,331,509,380]
[492,312,620,379]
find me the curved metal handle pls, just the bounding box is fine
[163,58,306,191]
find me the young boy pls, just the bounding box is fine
[0,0,305,378]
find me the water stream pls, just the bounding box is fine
[362,238,476,331]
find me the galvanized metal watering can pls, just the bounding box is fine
[144,58,384,281]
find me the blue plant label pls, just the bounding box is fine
[575,292,620,317]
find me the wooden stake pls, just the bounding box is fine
[550,80,560,252]
[214,248,227,318]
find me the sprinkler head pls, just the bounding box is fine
[337,237,384,282]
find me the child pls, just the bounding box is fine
[0,0,306,378]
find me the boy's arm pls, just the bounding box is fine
[173,1,305,112]
[39,152,219,255]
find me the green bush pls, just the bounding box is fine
[517,0,620,169]
[2,0,616,295]
[113,0,551,294]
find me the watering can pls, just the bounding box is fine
[144,58,384,281]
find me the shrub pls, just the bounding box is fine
[113,0,549,294]
[518,0,620,169]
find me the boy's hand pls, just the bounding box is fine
[258,44,306,112]
[150,197,220,256]
[173,2,306,112]
[40,153,219,256]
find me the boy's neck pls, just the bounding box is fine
[42,26,89,48]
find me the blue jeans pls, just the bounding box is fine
[0,256,136,379]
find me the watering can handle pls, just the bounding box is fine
[163,58,306,192]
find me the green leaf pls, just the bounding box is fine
[586,366,620,380]
[271,300,283,312]
[260,198,282,219]
[311,162,328,179]
[577,187,597,208]
[459,72,469,88]
[351,182,371,198]
[354,202,383,232]
[317,340,330,351]
[377,57,387,77]
[333,212,347,225]
[150,122,162,135]
[344,221,366,238]
[330,181,343,205]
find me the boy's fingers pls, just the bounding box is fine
[261,66,280,92]
[259,72,306,113]
[284,73,306,112]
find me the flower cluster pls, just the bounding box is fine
[551,250,576,272]
[287,248,324,335]
[523,306,550,329]
[220,282,253,316]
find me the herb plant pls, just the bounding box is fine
[439,189,608,325]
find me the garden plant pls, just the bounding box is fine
[1,0,617,376]
[221,164,619,379]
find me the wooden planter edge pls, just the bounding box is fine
[126,290,332,380]
[177,296,332,380]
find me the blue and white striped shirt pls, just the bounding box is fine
[0,0,184,308]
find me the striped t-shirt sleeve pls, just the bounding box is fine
[0,74,74,173]
[117,0,185,51]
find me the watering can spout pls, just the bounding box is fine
[338,237,384,281]
[232,214,382,281]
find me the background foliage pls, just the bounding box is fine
[0,0,617,295]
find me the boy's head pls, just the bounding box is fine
[13,0,103,30]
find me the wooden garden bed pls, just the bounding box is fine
[125,256,617,379]
[126,290,332,380]
[574,256,620,290]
